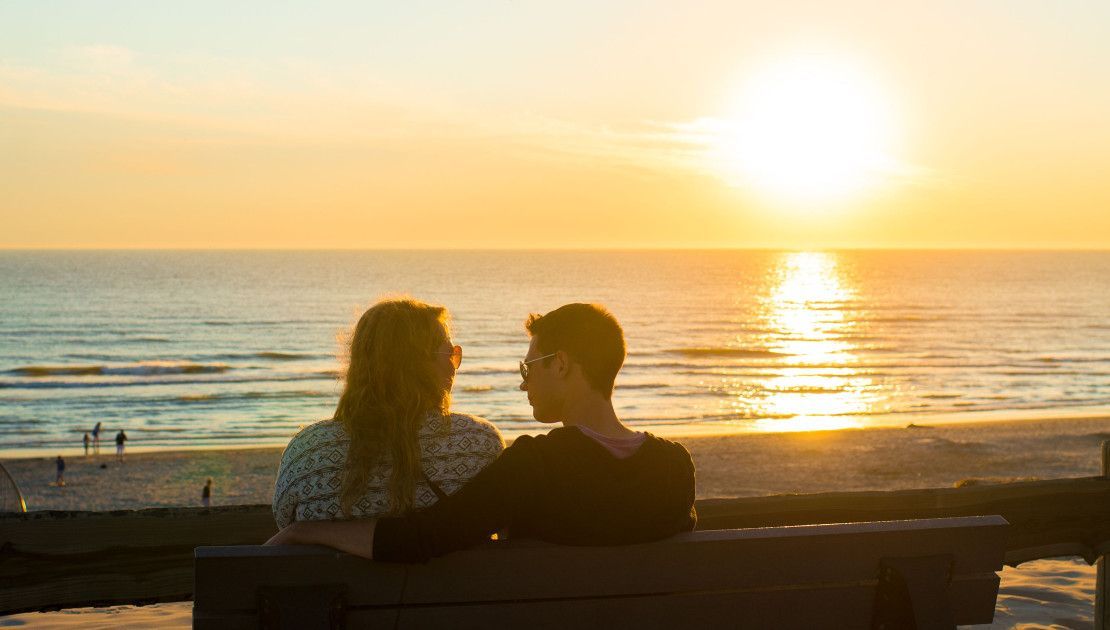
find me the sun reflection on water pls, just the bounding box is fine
[738,252,877,432]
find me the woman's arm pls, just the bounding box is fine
[264,519,378,559]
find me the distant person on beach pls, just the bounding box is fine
[91,422,101,454]
[202,478,213,508]
[55,455,65,486]
[268,303,696,562]
[271,298,504,530]
[83,432,90,456]
[115,430,127,462]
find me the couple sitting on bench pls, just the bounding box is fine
[267,299,696,561]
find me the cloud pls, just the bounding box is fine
[3,45,934,194]
[0,46,423,143]
[60,44,136,71]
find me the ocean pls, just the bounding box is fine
[1,250,1108,455]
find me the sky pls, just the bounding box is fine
[1,1,1108,249]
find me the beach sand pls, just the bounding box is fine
[4,415,1109,628]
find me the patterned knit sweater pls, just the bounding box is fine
[272,412,504,529]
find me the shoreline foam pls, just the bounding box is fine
[4,407,1109,460]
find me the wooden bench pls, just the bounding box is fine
[194,515,1008,629]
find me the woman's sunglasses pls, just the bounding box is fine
[435,345,463,369]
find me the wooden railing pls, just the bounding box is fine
[3,442,1110,625]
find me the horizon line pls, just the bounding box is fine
[1,245,1109,253]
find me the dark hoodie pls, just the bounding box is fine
[373,426,697,563]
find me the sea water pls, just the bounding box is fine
[1,250,1108,454]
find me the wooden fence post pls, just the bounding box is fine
[1098,441,1110,630]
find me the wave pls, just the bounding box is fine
[0,428,50,436]
[177,390,333,403]
[0,373,334,390]
[9,362,230,377]
[854,347,900,354]
[1030,356,1110,364]
[462,385,495,393]
[254,352,314,361]
[992,370,1109,377]
[67,351,327,365]
[625,361,708,370]
[760,386,842,394]
[670,348,791,358]
[455,368,516,377]
[64,353,126,361]
[10,365,104,377]
[864,316,942,323]
[66,335,172,344]
[207,352,323,361]
[201,319,329,327]
[5,329,171,341]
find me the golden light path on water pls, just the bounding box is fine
[746,252,877,432]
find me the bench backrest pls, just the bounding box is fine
[194,515,1007,629]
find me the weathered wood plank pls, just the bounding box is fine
[396,517,1006,603]
[193,609,399,630]
[194,519,1006,629]
[2,477,1108,614]
[194,546,407,610]
[1,505,276,553]
[0,506,277,615]
[193,517,1003,610]
[697,476,1110,564]
[390,578,1001,630]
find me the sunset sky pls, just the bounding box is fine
[2,1,1108,249]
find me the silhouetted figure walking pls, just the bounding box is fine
[55,455,65,487]
[115,430,127,462]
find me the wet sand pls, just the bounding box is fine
[4,415,1109,628]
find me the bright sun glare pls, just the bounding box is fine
[714,56,899,206]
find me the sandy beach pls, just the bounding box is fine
[4,415,1109,628]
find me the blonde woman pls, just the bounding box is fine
[273,298,504,529]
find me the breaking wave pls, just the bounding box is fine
[671,347,792,358]
[462,385,496,393]
[9,362,230,377]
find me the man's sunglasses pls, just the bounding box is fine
[435,345,463,369]
[519,353,556,381]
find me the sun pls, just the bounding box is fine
[713,55,899,206]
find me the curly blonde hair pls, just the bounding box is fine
[334,298,451,516]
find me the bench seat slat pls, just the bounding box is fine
[399,516,1006,603]
[392,575,1001,629]
[193,609,400,630]
[193,516,1008,628]
[193,551,407,609]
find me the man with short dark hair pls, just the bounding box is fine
[267,303,696,561]
[523,302,626,396]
